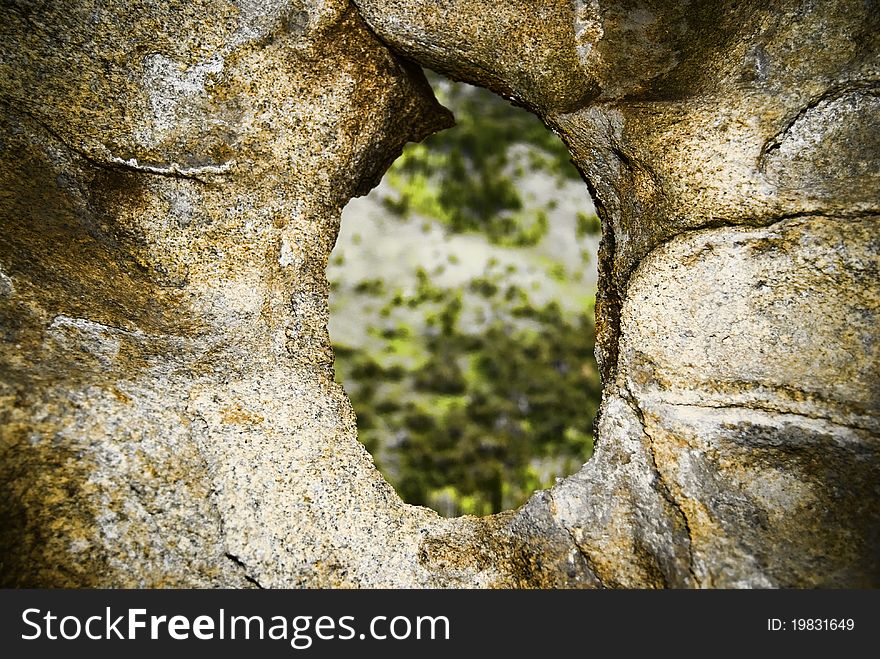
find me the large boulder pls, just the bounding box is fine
[1,0,876,586]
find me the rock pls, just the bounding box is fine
[1,0,877,587]
[353,0,595,113]
[0,0,457,587]
[616,216,879,586]
[355,0,880,587]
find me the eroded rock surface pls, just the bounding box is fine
[1,0,877,586]
[0,0,459,587]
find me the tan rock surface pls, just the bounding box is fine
[356,0,879,586]
[1,0,877,586]
[0,0,462,587]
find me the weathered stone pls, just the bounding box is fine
[353,0,595,112]
[355,0,880,587]
[1,0,878,587]
[0,0,459,587]
[616,216,880,586]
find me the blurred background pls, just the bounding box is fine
[328,72,602,517]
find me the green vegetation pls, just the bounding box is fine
[330,71,602,517]
[383,73,581,247]
[334,273,601,517]
[576,211,602,238]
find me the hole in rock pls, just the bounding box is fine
[329,71,601,517]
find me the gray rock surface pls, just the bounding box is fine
[1,0,877,586]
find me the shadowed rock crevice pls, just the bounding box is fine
[620,383,699,587]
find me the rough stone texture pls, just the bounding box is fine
[1,0,878,587]
[354,0,880,587]
[0,0,460,587]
